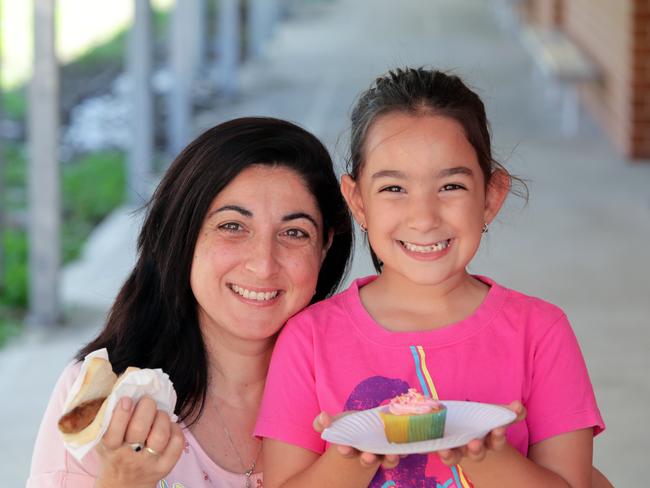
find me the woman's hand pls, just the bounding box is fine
[437,400,526,466]
[313,411,400,470]
[94,396,185,488]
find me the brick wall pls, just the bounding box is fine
[521,0,650,159]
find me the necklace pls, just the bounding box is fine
[213,399,262,488]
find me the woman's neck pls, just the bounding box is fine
[202,327,275,403]
[360,271,489,332]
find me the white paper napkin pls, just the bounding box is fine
[61,348,178,460]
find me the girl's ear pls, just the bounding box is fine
[483,169,510,224]
[340,174,366,227]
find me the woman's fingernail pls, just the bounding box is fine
[120,397,133,411]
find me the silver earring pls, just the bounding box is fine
[482,222,489,234]
[360,222,367,233]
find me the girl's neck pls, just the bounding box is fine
[360,271,489,332]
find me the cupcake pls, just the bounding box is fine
[379,388,446,443]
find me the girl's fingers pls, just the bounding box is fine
[381,454,400,470]
[359,451,380,467]
[507,400,526,423]
[335,444,355,457]
[101,397,134,450]
[313,412,332,433]
[465,439,486,461]
[124,396,158,445]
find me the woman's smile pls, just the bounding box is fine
[227,283,282,304]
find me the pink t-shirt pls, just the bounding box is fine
[255,276,604,488]
[27,362,263,488]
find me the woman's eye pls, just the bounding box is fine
[441,183,465,191]
[380,185,404,193]
[283,228,309,239]
[218,222,243,232]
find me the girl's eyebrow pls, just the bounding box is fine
[372,167,474,180]
[437,166,473,177]
[208,206,319,229]
[371,170,405,179]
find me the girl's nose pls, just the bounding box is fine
[405,195,441,232]
[244,235,280,278]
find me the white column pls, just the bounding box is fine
[128,0,154,204]
[0,45,5,291]
[218,0,241,97]
[167,0,195,157]
[28,0,60,327]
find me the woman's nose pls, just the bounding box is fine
[244,235,280,277]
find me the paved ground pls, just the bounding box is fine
[2,0,649,486]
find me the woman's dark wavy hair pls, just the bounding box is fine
[77,117,353,424]
[347,67,527,272]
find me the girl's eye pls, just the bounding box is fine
[380,185,404,193]
[441,183,466,191]
[218,222,243,232]
[283,228,310,239]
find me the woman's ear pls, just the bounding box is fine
[340,174,366,228]
[483,169,510,224]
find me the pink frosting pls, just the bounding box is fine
[388,388,443,415]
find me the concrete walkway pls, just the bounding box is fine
[3,0,648,486]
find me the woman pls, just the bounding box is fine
[28,116,353,487]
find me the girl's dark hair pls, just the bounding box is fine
[77,117,353,424]
[347,67,526,271]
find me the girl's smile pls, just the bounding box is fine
[398,237,452,259]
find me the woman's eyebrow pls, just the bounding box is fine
[209,205,252,218]
[283,212,319,229]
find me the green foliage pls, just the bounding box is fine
[0,150,126,342]
[1,88,27,120]
[61,151,126,262]
[0,230,28,308]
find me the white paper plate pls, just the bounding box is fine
[321,400,516,455]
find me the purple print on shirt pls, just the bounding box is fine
[344,376,441,487]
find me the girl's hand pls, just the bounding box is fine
[94,396,185,488]
[313,411,401,470]
[437,400,526,466]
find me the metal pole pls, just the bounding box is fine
[28,0,60,327]
[128,0,154,204]
[218,0,241,97]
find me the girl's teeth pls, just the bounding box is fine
[231,284,279,301]
[402,239,450,253]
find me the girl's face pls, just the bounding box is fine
[342,112,508,289]
[190,165,329,344]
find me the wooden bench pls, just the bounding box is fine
[521,27,601,136]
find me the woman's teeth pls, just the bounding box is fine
[230,284,279,301]
[401,239,450,253]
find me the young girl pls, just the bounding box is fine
[255,68,604,488]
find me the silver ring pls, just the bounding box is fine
[129,442,144,452]
[144,446,159,456]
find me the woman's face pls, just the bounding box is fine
[190,165,328,344]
